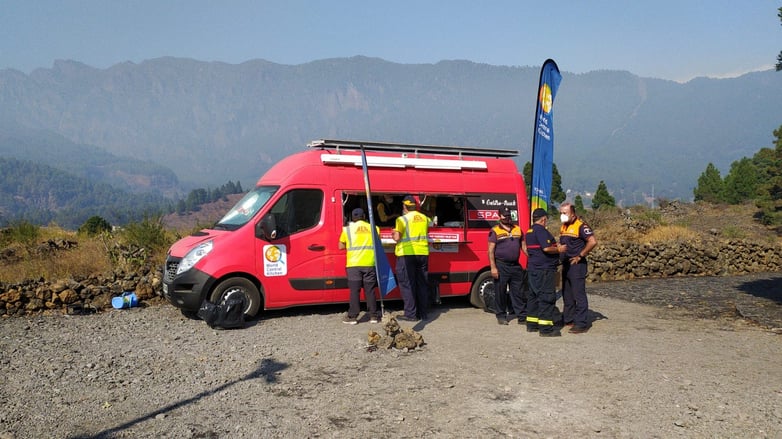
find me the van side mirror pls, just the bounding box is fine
[257,214,277,240]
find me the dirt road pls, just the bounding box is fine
[1,273,780,438]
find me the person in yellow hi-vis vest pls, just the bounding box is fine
[392,195,431,322]
[339,208,381,325]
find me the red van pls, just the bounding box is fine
[162,139,530,317]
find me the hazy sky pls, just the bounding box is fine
[1,1,779,82]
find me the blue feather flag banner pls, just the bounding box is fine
[360,148,397,296]
[530,59,562,217]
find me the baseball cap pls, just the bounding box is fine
[351,207,365,220]
[498,206,511,217]
[532,208,548,221]
[402,195,417,207]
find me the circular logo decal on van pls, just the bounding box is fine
[264,245,282,262]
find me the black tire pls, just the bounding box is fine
[209,277,262,318]
[469,271,496,313]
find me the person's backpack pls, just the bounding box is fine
[197,295,247,329]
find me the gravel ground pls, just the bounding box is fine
[1,272,780,439]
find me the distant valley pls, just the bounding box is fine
[0,56,781,224]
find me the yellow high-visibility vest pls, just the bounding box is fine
[340,220,379,267]
[394,211,430,256]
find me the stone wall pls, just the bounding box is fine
[588,239,782,282]
[0,266,163,317]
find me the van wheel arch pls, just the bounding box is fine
[209,276,263,318]
[469,270,495,313]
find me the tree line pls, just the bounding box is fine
[693,126,782,225]
[522,162,616,214]
[0,156,245,230]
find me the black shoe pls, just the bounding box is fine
[569,325,591,334]
[397,315,419,322]
[496,318,509,325]
[540,330,562,337]
[517,319,525,325]
[526,326,539,332]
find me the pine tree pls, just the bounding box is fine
[522,161,564,210]
[723,157,760,204]
[693,163,724,203]
[574,195,585,215]
[591,181,616,210]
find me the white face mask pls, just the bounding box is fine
[560,213,570,224]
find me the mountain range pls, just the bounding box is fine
[1,56,781,208]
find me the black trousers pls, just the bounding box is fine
[562,260,590,328]
[494,260,527,321]
[347,266,378,319]
[396,255,429,319]
[527,269,558,333]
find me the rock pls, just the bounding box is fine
[58,289,79,304]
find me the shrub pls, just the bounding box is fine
[78,216,112,236]
[5,221,40,247]
[120,215,169,253]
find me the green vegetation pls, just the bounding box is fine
[0,155,244,230]
[776,6,782,71]
[574,195,585,215]
[78,216,112,236]
[693,125,782,226]
[591,180,616,210]
[120,215,170,254]
[693,163,723,203]
[0,220,40,248]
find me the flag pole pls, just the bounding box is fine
[359,147,397,317]
[529,58,562,223]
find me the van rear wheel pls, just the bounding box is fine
[469,271,495,313]
[210,277,261,318]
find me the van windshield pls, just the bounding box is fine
[214,186,278,230]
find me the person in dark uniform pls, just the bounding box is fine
[525,208,566,336]
[559,202,598,334]
[488,206,527,325]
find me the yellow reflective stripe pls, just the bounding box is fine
[537,319,555,326]
[525,316,539,323]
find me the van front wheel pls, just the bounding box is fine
[469,271,495,313]
[210,277,262,318]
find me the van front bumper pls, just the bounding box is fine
[162,257,216,312]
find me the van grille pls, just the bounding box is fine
[164,259,180,282]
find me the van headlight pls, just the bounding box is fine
[176,240,214,275]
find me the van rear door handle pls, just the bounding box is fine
[308,244,326,251]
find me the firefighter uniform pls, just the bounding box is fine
[488,216,527,324]
[526,209,561,335]
[559,217,594,330]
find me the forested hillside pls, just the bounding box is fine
[0,157,172,229]
[2,57,781,203]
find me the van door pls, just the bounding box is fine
[255,187,332,307]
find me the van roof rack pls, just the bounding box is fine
[307,139,518,158]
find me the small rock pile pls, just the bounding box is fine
[367,315,425,351]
